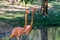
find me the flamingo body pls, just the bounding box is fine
[10,27,24,38]
[10,8,36,38]
[10,25,32,38]
[24,25,32,35]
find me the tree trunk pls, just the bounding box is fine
[41,0,48,40]
[41,27,48,40]
[41,0,48,16]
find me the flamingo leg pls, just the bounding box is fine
[16,37,20,40]
[21,35,22,40]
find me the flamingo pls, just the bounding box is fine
[9,8,36,40]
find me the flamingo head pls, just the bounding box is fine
[26,9,29,14]
[32,7,36,12]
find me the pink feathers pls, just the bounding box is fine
[10,25,32,38]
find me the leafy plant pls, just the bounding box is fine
[20,0,34,4]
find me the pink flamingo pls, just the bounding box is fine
[9,8,36,40]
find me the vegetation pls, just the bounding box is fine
[0,0,60,40]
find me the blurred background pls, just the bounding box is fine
[0,0,60,40]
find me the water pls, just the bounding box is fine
[0,32,11,38]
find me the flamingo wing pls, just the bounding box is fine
[24,25,32,35]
